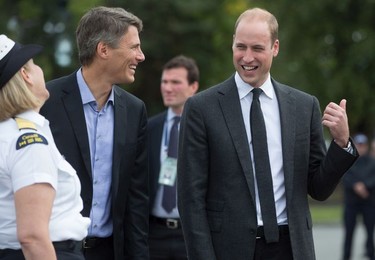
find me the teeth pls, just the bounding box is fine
[130,65,136,70]
[242,65,256,71]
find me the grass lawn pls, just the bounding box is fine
[310,204,343,225]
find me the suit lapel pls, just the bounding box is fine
[218,77,256,202]
[148,112,166,200]
[152,112,167,173]
[273,80,296,199]
[62,75,92,178]
[217,77,297,207]
[112,87,127,200]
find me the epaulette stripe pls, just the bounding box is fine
[15,117,37,131]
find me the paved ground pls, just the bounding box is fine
[314,223,367,260]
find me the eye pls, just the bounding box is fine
[236,44,246,50]
[253,46,264,52]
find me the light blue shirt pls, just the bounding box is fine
[77,69,114,237]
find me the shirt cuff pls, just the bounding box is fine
[343,140,354,154]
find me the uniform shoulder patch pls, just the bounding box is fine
[16,132,48,150]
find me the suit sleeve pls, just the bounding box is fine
[307,96,358,200]
[123,103,149,259]
[177,97,217,260]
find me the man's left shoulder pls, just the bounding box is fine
[113,85,145,106]
[272,79,315,102]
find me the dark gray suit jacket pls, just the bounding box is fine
[40,71,149,260]
[177,75,357,260]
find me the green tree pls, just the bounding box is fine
[263,1,375,136]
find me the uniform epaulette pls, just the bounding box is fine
[14,117,48,150]
[15,117,37,131]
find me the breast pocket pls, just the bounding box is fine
[56,158,77,192]
[55,157,80,205]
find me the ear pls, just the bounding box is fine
[97,41,109,59]
[190,81,199,94]
[232,34,236,49]
[273,39,279,57]
[20,66,33,85]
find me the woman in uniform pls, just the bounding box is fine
[0,35,90,260]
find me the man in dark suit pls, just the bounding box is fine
[177,7,358,260]
[342,133,375,260]
[40,6,149,260]
[148,55,199,259]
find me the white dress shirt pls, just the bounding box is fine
[235,72,288,226]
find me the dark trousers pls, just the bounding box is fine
[0,240,83,260]
[149,217,187,260]
[343,201,375,260]
[82,236,114,260]
[254,228,293,260]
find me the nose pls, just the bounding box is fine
[137,48,145,62]
[161,82,172,92]
[242,49,254,63]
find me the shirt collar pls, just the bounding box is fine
[235,72,274,100]
[167,108,180,122]
[76,68,115,106]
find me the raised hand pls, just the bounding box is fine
[322,99,350,148]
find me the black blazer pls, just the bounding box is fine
[40,71,149,260]
[177,75,358,260]
[147,111,167,211]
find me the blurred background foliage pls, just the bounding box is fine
[1,0,375,138]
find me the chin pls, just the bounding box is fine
[241,75,258,85]
[125,76,135,84]
[44,92,50,101]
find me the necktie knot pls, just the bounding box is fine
[252,88,262,101]
[173,116,181,125]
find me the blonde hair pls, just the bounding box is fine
[0,63,40,122]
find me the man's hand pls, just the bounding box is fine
[322,99,350,148]
[354,182,369,199]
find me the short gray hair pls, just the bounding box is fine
[76,6,143,66]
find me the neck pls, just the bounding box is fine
[82,67,112,110]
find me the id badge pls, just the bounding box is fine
[159,157,177,186]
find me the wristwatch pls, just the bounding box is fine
[343,141,354,154]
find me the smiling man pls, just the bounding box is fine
[177,7,358,260]
[40,6,148,260]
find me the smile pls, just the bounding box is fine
[242,65,257,71]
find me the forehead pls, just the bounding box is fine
[234,18,271,42]
[162,67,188,79]
[163,67,187,76]
[119,25,140,45]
